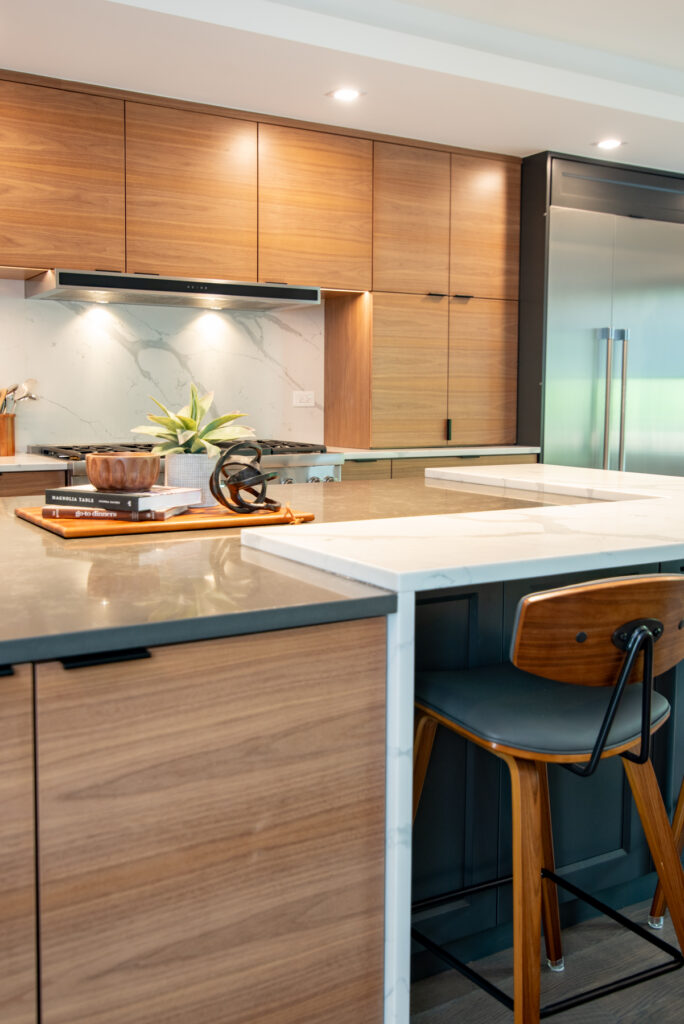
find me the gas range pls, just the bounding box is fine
[28,441,343,484]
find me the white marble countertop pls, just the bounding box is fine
[0,453,68,471]
[329,445,540,461]
[241,464,684,592]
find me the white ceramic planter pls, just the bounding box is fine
[164,452,217,507]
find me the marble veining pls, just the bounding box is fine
[0,279,324,449]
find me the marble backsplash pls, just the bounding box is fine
[0,279,324,450]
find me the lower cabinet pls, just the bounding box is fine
[33,619,386,1024]
[0,470,67,497]
[341,453,537,482]
[0,666,36,1024]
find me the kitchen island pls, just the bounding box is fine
[0,475,567,1024]
[241,463,684,1024]
[2,467,684,1024]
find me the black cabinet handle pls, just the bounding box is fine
[60,647,151,670]
[446,419,452,441]
[426,292,447,298]
[452,294,474,300]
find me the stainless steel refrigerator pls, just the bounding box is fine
[543,207,684,475]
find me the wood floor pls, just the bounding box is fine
[411,901,684,1023]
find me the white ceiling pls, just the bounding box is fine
[1,0,683,172]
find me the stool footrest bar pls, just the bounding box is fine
[411,870,683,1019]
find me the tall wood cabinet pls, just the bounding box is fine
[125,102,257,280]
[35,620,386,1024]
[325,149,521,449]
[448,297,518,444]
[0,667,36,1024]
[258,124,373,290]
[450,155,520,300]
[372,143,451,294]
[0,80,125,271]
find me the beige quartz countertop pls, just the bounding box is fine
[0,453,68,471]
[0,478,563,663]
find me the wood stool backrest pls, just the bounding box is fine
[510,574,684,685]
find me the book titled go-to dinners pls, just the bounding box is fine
[44,483,203,512]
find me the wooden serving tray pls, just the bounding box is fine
[15,504,314,538]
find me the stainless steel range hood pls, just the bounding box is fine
[25,269,321,310]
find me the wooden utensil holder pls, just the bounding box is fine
[0,413,16,456]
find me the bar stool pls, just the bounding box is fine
[412,574,684,1024]
[649,777,684,928]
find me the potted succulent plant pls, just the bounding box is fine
[132,383,254,506]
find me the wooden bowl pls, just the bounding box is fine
[86,452,161,492]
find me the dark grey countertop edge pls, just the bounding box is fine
[0,593,397,666]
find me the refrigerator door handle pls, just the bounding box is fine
[615,329,630,471]
[598,328,613,470]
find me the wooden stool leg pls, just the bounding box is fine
[503,754,543,1024]
[536,763,564,970]
[413,711,438,824]
[622,757,684,950]
[649,777,684,926]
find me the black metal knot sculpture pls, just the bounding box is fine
[210,441,281,514]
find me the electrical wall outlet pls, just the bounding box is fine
[292,390,315,407]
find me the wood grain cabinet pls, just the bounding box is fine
[0,80,124,271]
[325,292,518,449]
[0,666,37,1024]
[326,291,449,449]
[125,103,257,279]
[448,297,518,444]
[35,620,386,1024]
[258,124,372,290]
[450,155,520,301]
[372,142,450,294]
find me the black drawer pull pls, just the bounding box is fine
[60,647,151,670]
[427,292,447,298]
[452,293,474,300]
[446,419,452,441]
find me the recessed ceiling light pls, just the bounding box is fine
[329,87,361,102]
[596,138,624,150]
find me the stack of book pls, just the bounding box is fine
[41,483,203,522]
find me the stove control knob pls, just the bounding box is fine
[308,476,321,483]
[282,477,294,484]
[323,476,335,483]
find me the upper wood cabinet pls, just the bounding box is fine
[448,297,518,444]
[373,142,450,294]
[450,155,520,300]
[125,103,257,279]
[0,80,124,271]
[0,667,37,1024]
[258,124,372,290]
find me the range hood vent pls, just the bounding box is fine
[25,270,321,310]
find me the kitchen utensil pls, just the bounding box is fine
[0,389,7,413]
[86,451,161,492]
[13,392,38,405]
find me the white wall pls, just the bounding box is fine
[0,279,325,450]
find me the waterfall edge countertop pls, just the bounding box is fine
[241,463,684,591]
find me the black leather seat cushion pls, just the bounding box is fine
[415,664,670,757]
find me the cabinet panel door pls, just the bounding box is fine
[258,124,372,289]
[448,298,518,444]
[373,142,450,294]
[0,666,36,1024]
[126,103,257,279]
[371,293,448,448]
[36,620,385,1024]
[450,155,520,300]
[0,81,124,271]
